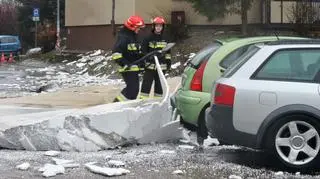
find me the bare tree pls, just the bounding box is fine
[0,0,18,34]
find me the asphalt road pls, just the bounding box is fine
[1,143,320,179]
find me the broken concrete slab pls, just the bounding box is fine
[0,99,179,151]
[85,162,130,177]
[0,58,183,151]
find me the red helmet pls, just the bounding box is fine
[152,16,165,24]
[124,15,145,31]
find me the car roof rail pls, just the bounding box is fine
[266,39,320,45]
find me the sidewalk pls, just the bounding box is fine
[0,77,181,108]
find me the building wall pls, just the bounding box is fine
[270,1,296,23]
[65,0,135,26]
[66,25,116,51]
[172,0,262,25]
[65,0,266,51]
[135,0,172,23]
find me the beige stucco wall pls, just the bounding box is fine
[270,1,296,23]
[135,0,172,24]
[66,0,264,26]
[172,0,261,25]
[66,0,135,26]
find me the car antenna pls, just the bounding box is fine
[270,24,280,40]
[273,31,280,41]
[267,23,280,40]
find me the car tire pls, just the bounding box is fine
[196,107,209,145]
[266,114,320,170]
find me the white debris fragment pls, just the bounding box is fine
[89,56,105,66]
[107,160,125,167]
[39,164,65,178]
[172,170,184,175]
[275,171,284,176]
[179,139,190,144]
[76,62,86,68]
[188,53,196,59]
[295,172,300,176]
[178,145,195,150]
[203,137,219,147]
[62,163,80,168]
[66,61,77,66]
[16,162,30,170]
[160,150,176,154]
[171,62,181,69]
[44,151,60,157]
[149,169,160,172]
[85,162,130,177]
[229,175,242,179]
[89,50,102,57]
[52,157,74,165]
[26,47,42,55]
[105,155,112,160]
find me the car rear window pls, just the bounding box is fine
[0,37,17,43]
[222,45,260,78]
[189,42,222,67]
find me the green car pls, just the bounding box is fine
[173,36,306,141]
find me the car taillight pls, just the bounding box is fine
[214,83,236,107]
[190,60,208,91]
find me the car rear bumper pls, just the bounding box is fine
[206,104,260,149]
[175,89,210,126]
[0,50,20,56]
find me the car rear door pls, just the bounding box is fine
[232,48,320,135]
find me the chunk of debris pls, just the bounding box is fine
[178,145,195,150]
[229,175,242,179]
[171,62,181,69]
[275,171,284,176]
[16,162,30,170]
[52,157,79,168]
[26,47,42,56]
[107,160,125,167]
[160,150,176,154]
[105,155,112,160]
[61,163,80,169]
[204,137,219,147]
[44,151,60,157]
[39,163,65,178]
[172,170,184,175]
[52,157,73,165]
[85,162,130,177]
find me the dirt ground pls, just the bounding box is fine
[0,77,181,108]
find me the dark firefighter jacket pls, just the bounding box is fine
[111,27,144,72]
[142,33,171,71]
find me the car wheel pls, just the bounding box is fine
[266,115,320,170]
[196,107,209,145]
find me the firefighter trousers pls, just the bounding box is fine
[140,69,164,98]
[114,71,140,102]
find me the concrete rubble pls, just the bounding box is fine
[0,57,183,152]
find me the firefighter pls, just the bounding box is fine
[140,16,171,99]
[112,15,145,102]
